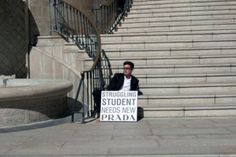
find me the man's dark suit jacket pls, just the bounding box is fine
[108,73,143,95]
[93,73,143,113]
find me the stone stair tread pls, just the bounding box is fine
[122,18,236,25]
[102,31,236,37]
[105,46,236,52]
[142,105,236,110]
[102,38,236,44]
[112,63,236,68]
[130,7,236,15]
[115,28,236,34]
[135,73,236,78]
[129,7,236,15]
[131,2,236,9]
[118,23,236,31]
[133,0,236,4]
[142,103,236,108]
[141,83,236,88]
[107,54,236,60]
[139,94,236,99]
[126,12,236,20]
[88,54,236,61]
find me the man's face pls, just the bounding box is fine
[123,64,132,77]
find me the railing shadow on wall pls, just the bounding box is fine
[50,0,113,123]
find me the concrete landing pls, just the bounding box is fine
[1,117,236,156]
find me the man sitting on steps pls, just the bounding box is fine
[93,61,143,117]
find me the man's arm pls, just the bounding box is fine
[131,76,143,95]
[107,73,119,90]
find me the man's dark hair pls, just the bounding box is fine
[123,61,134,70]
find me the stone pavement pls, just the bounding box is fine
[1,117,236,157]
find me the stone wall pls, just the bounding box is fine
[0,0,113,78]
[28,0,50,36]
[30,36,93,98]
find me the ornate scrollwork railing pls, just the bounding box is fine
[50,0,112,122]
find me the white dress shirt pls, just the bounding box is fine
[120,76,131,91]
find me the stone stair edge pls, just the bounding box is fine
[111,63,236,68]
[114,29,236,35]
[102,39,236,44]
[134,0,235,1]
[132,3,236,9]
[126,12,236,20]
[118,23,236,30]
[104,46,236,52]
[141,83,236,88]
[96,54,236,61]
[133,0,223,1]
[138,94,236,99]
[130,7,236,14]
[131,73,236,78]
[129,7,236,14]
[122,18,236,24]
[142,105,236,110]
[133,0,236,4]
[102,31,236,37]
[131,2,236,10]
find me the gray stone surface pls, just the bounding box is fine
[0,79,72,127]
[1,117,236,156]
[101,0,236,118]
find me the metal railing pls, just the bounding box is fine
[50,0,99,58]
[50,0,112,122]
[73,50,112,122]
[93,0,133,34]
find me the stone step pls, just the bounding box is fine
[122,15,236,26]
[115,28,236,35]
[132,1,236,10]
[108,28,236,36]
[101,55,236,67]
[118,18,236,28]
[142,102,236,110]
[101,31,236,42]
[140,83,236,96]
[141,104,236,117]
[134,0,234,2]
[102,39,236,49]
[130,4,236,14]
[138,92,236,117]
[125,13,236,23]
[136,73,236,85]
[104,47,236,58]
[133,0,236,5]
[119,21,236,34]
[112,64,236,75]
[128,8,236,18]
[138,94,236,108]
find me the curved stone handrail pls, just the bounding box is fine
[0,79,73,127]
[0,79,72,101]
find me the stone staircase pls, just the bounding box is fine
[100,0,236,117]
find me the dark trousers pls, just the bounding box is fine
[92,89,102,114]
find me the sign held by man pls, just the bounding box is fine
[100,91,138,122]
